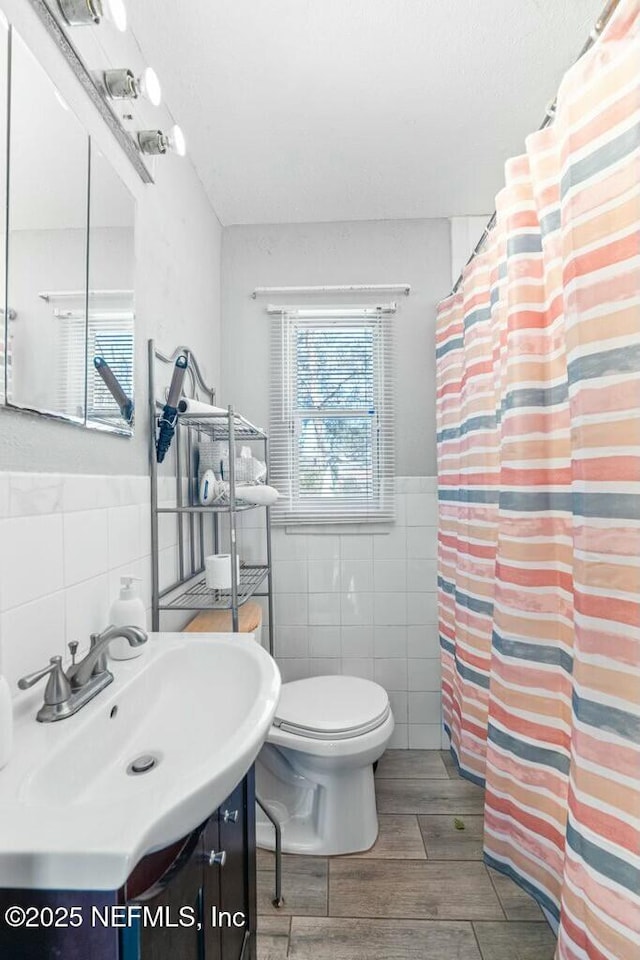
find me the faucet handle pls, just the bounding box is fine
[18,656,71,705]
[68,641,79,666]
[18,657,61,690]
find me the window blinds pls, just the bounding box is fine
[58,312,134,420]
[91,320,134,417]
[270,307,395,524]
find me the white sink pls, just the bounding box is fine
[0,632,281,890]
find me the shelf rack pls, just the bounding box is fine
[159,564,269,611]
[148,340,274,651]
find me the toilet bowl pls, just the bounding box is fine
[256,675,394,856]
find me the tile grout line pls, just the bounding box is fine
[470,919,486,960]
[285,914,292,959]
[416,810,430,858]
[279,915,539,925]
[485,864,508,921]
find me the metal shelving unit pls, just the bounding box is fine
[148,339,274,650]
[160,564,270,611]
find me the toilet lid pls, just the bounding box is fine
[273,676,391,740]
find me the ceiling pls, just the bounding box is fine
[130,0,604,226]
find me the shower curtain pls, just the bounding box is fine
[436,2,640,958]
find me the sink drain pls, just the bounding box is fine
[127,753,160,776]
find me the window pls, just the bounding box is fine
[89,321,134,419]
[270,307,395,524]
[58,312,134,421]
[49,290,134,422]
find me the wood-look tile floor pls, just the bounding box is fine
[256,750,557,960]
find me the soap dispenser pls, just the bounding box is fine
[109,576,147,660]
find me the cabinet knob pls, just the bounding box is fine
[207,849,227,867]
[222,808,239,823]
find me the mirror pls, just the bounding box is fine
[1,27,135,435]
[86,146,135,432]
[8,31,89,423]
[0,15,8,406]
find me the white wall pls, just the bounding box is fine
[0,470,187,695]
[449,216,491,288]
[0,0,222,475]
[0,472,151,691]
[220,219,451,747]
[221,219,450,477]
[234,478,440,749]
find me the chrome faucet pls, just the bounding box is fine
[68,625,148,688]
[17,625,148,723]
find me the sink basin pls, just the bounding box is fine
[0,632,281,890]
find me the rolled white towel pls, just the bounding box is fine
[177,397,228,416]
[235,484,280,506]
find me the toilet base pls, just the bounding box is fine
[256,746,380,856]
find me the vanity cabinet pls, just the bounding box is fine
[133,770,256,960]
[215,780,256,960]
[0,770,257,960]
[133,832,203,960]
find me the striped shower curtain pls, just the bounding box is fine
[436,3,640,958]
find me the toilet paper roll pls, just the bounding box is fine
[205,554,241,590]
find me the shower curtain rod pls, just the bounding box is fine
[450,0,622,295]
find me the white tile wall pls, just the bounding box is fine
[0,471,443,749]
[0,473,152,693]
[237,476,441,749]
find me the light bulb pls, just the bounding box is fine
[168,124,186,157]
[101,0,127,32]
[140,67,162,107]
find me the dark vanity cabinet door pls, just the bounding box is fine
[204,774,257,960]
[202,813,222,960]
[135,828,204,960]
[132,768,256,960]
[218,779,255,960]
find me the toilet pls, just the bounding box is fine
[256,675,394,856]
[185,608,394,856]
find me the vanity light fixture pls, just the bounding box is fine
[57,0,127,32]
[137,124,187,157]
[104,67,162,107]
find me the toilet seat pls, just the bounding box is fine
[273,676,390,741]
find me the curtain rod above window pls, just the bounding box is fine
[252,283,410,299]
[38,289,134,302]
[266,303,397,316]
